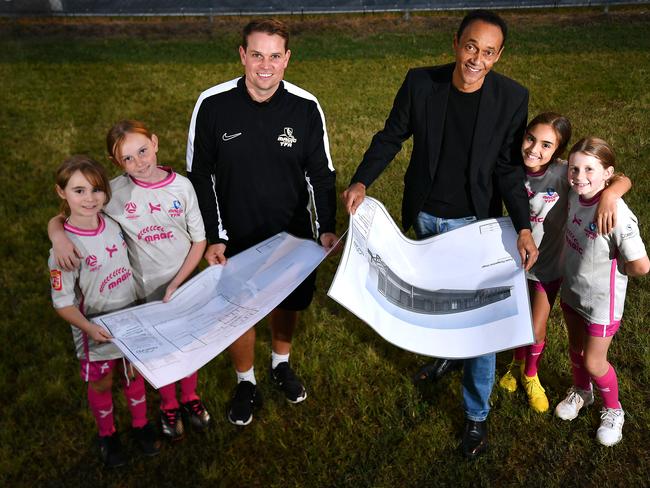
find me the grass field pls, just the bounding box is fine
[1,7,649,487]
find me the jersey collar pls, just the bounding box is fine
[578,190,603,207]
[238,76,285,107]
[129,167,176,189]
[64,213,106,236]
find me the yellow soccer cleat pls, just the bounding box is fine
[522,373,549,413]
[498,359,524,393]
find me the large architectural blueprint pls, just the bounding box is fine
[95,233,328,388]
[328,198,534,358]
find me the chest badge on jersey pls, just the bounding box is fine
[124,201,139,220]
[278,127,297,148]
[542,187,559,203]
[169,200,184,217]
[584,222,598,240]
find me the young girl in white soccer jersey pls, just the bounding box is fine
[48,156,160,468]
[50,121,210,441]
[498,113,631,413]
[555,137,648,446]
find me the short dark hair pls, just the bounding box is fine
[242,19,290,51]
[457,10,508,48]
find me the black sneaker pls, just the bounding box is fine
[132,422,161,456]
[228,381,262,426]
[160,408,185,441]
[181,398,211,432]
[270,362,307,403]
[98,432,127,468]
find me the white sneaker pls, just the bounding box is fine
[554,386,594,420]
[596,408,624,446]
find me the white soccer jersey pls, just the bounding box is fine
[562,192,647,324]
[104,167,206,301]
[525,159,571,282]
[49,215,136,361]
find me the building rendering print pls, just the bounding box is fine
[367,250,512,315]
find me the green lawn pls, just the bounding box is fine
[1,8,649,487]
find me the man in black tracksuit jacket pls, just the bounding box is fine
[342,10,539,459]
[187,19,337,427]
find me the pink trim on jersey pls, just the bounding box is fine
[130,166,176,189]
[609,257,617,329]
[64,214,106,236]
[526,166,550,177]
[79,292,91,378]
[578,191,602,207]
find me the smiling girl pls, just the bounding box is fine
[498,114,631,413]
[48,155,159,467]
[49,121,210,441]
[555,137,648,446]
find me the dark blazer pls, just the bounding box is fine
[351,63,531,233]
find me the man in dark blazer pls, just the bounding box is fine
[342,10,538,459]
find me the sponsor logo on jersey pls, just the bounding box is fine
[530,213,545,223]
[277,127,297,148]
[50,269,62,291]
[106,244,118,258]
[572,215,582,227]
[621,223,636,240]
[99,266,133,293]
[222,132,242,141]
[542,188,559,203]
[149,202,162,213]
[584,222,598,240]
[137,225,174,243]
[125,202,139,220]
[169,200,184,217]
[565,229,584,255]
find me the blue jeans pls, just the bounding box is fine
[414,211,494,422]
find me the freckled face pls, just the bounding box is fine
[116,132,159,183]
[521,123,559,173]
[240,32,291,102]
[568,152,613,199]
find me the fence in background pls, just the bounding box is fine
[2,0,646,16]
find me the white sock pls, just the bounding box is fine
[271,351,290,370]
[236,366,256,385]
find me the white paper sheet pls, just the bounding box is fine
[328,197,534,358]
[94,232,327,388]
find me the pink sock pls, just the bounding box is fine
[88,386,115,437]
[514,347,526,362]
[524,341,546,377]
[180,371,199,404]
[592,365,621,409]
[158,383,179,411]
[123,375,148,428]
[569,349,592,391]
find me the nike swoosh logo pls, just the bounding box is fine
[222,132,242,141]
